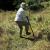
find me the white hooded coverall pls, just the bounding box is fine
[14,7,28,22]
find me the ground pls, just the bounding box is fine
[0,6,50,50]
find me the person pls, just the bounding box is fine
[14,2,30,37]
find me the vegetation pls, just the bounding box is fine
[0,0,50,50]
[0,0,50,10]
[0,0,24,10]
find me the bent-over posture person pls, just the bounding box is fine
[14,2,30,37]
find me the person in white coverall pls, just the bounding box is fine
[14,2,30,37]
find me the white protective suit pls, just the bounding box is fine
[14,2,28,22]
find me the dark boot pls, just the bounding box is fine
[26,32,31,35]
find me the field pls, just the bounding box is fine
[0,6,50,50]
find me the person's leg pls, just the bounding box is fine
[25,22,31,35]
[16,21,23,37]
[19,26,23,37]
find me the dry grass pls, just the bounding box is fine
[0,6,50,50]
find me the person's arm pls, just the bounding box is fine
[26,16,30,25]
